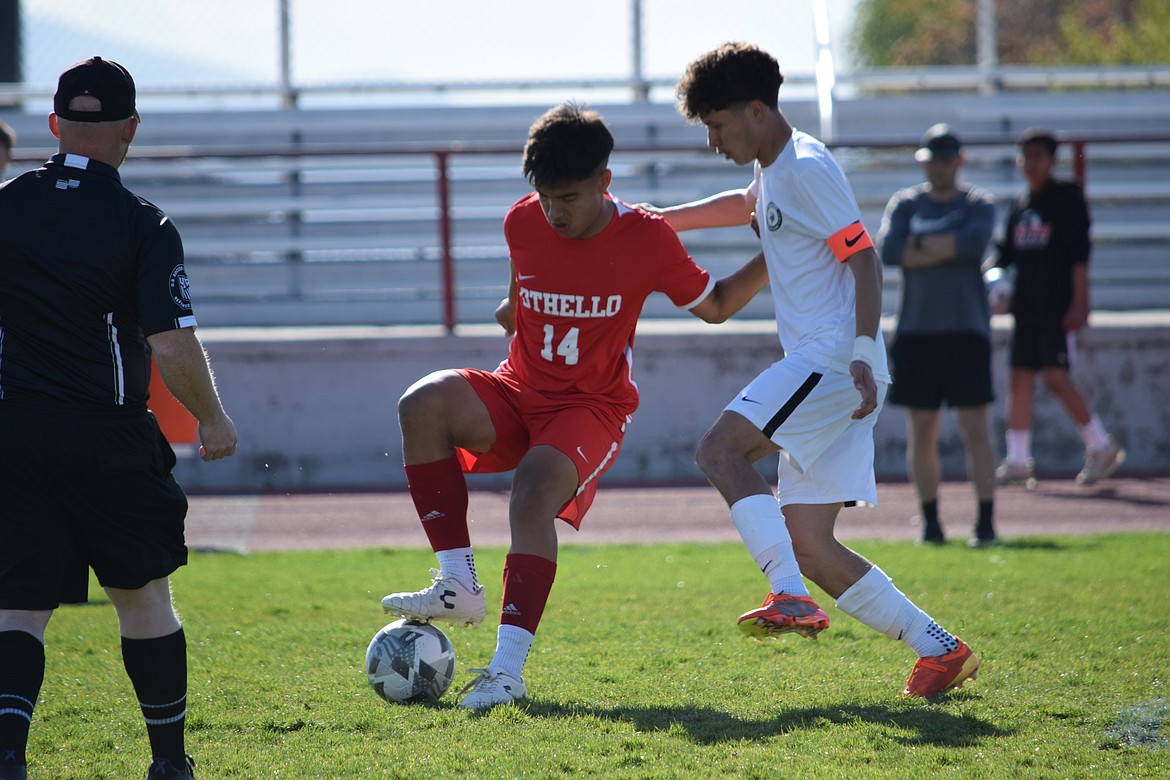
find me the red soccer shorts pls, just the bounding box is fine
[454,367,628,529]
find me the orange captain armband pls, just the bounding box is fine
[827,221,874,262]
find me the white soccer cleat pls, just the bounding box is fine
[381,568,486,628]
[458,668,527,710]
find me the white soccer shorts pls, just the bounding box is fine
[723,352,888,507]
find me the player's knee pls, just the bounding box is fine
[398,373,451,425]
[694,431,731,479]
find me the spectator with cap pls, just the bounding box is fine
[877,124,1000,547]
[992,127,1124,489]
[0,57,236,780]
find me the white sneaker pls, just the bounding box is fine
[995,457,1036,489]
[1077,437,1126,486]
[458,668,526,709]
[381,568,486,628]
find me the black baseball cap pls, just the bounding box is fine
[54,56,138,122]
[914,123,962,162]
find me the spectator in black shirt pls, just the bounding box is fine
[0,57,236,780]
[993,128,1124,489]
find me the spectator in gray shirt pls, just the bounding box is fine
[878,124,999,547]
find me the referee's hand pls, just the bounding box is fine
[198,413,238,461]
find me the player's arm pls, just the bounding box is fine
[495,258,520,336]
[831,217,883,419]
[688,251,769,323]
[908,197,996,270]
[148,327,238,461]
[638,188,755,232]
[1064,261,1090,333]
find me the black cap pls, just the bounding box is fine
[54,56,138,122]
[914,123,962,162]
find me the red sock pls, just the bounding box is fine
[405,456,470,551]
[500,553,557,635]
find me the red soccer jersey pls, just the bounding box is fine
[499,193,714,415]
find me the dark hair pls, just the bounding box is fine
[677,42,784,121]
[0,119,14,152]
[1017,127,1059,156]
[522,102,614,190]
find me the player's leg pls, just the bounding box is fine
[1042,366,1125,485]
[698,359,840,640]
[460,445,578,710]
[906,408,944,543]
[383,369,502,628]
[461,407,618,709]
[946,334,997,545]
[956,404,997,545]
[785,505,979,698]
[999,326,1038,486]
[890,334,945,543]
[0,610,51,780]
[105,578,194,780]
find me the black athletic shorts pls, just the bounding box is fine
[0,406,189,610]
[1010,322,1072,370]
[888,332,994,409]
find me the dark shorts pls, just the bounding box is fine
[1010,323,1072,370]
[0,406,189,610]
[889,332,994,409]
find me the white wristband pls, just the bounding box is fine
[851,335,877,368]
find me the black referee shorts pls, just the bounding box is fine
[889,332,995,409]
[0,406,189,610]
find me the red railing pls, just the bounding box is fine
[420,131,1164,330]
[12,131,1165,331]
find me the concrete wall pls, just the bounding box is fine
[174,312,1170,492]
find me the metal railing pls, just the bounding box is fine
[10,131,1170,331]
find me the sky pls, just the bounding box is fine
[19,0,861,108]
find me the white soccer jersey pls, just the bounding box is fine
[749,130,890,381]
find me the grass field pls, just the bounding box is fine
[28,533,1170,778]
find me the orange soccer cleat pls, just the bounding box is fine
[737,592,830,640]
[902,638,980,698]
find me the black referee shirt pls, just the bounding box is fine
[0,153,196,412]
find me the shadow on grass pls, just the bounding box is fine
[521,697,1012,746]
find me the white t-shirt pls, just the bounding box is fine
[748,130,891,381]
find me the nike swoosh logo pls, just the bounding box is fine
[518,274,536,280]
[576,446,588,460]
[741,396,762,405]
[845,231,864,247]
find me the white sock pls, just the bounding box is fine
[1006,429,1031,464]
[730,494,808,597]
[835,566,959,658]
[436,547,479,592]
[488,624,533,679]
[1079,414,1108,451]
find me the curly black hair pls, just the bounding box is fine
[522,102,614,190]
[676,42,784,122]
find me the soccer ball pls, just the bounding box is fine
[366,619,456,704]
[983,266,1014,315]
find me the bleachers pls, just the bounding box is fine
[4,90,1167,328]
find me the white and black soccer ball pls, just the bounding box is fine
[984,266,1015,315]
[366,619,456,704]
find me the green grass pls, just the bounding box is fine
[29,533,1170,778]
